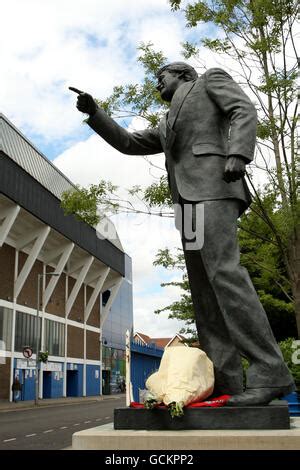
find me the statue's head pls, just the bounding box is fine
[156,61,198,102]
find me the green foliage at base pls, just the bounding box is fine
[144,399,159,410]
[242,338,300,387]
[168,401,184,418]
[279,338,300,386]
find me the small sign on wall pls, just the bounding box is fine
[16,359,36,369]
[43,362,62,372]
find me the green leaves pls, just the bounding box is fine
[144,398,159,410]
[239,189,297,340]
[279,338,300,385]
[168,401,184,418]
[60,181,119,226]
[137,42,167,77]
[256,119,273,140]
[97,42,168,127]
[181,41,200,59]
[144,176,173,208]
[169,0,182,11]
[38,351,49,363]
[201,38,232,53]
[153,247,196,340]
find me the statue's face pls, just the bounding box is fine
[156,70,183,102]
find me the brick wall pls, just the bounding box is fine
[86,330,100,360]
[0,358,11,399]
[86,285,100,328]
[44,270,66,318]
[67,325,84,358]
[0,244,14,301]
[67,277,84,323]
[17,252,43,309]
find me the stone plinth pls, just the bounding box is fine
[72,418,300,450]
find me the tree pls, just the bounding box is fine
[153,247,197,341]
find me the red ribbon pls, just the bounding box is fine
[130,395,231,409]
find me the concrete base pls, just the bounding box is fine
[72,418,300,450]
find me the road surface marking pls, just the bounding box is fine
[73,423,80,426]
[44,429,54,433]
[105,416,110,419]
[84,421,91,424]
[26,434,36,437]
[60,426,68,430]
[95,418,102,421]
[3,438,16,442]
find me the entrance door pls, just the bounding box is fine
[102,370,111,395]
[67,370,78,397]
[43,371,52,398]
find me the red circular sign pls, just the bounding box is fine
[23,347,33,359]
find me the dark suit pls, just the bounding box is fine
[88,68,294,393]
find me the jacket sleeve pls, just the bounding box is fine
[87,108,163,155]
[205,68,257,163]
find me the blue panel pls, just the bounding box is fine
[282,392,300,416]
[66,363,83,397]
[42,363,64,399]
[13,362,36,401]
[86,364,100,396]
[130,343,164,403]
[22,370,35,401]
[50,370,64,398]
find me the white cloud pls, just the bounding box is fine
[53,128,165,189]
[0,0,189,142]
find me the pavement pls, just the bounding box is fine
[0,393,125,412]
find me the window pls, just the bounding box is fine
[15,311,41,353]
[0,307,13,351]
[44,319,65,357]
[102,290,111,306]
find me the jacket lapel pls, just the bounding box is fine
[167,80,196,129]
[160,114,167,140]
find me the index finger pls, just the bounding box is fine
[69,86,84,94]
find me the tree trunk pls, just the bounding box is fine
[290,226,300,338]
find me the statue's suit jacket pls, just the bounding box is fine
[88,68,257,214]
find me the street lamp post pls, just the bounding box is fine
[35,272,59,406]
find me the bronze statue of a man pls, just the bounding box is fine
[70,62,295,406]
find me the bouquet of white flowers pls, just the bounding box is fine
[144,347,214,418]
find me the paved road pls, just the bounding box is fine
[0,396,125,450]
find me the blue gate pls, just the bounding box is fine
[283,392,300,416]
[66,363,83,397]
[86,364,100,396]
[130,341,163,402]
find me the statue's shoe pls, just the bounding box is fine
[226,384,295,406]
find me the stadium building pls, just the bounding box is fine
[0,113,133,402]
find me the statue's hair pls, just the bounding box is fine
[156,62,198,81]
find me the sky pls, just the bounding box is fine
[1,0,266,338]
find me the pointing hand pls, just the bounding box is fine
[69,87,98,117]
